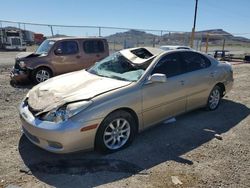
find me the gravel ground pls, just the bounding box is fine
[0,51,249,188]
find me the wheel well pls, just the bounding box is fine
[94,108,139,150]
[33,66,53,76]
[103,108,139,133]
[215,83,225,97]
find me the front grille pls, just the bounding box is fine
[11,38,21,45]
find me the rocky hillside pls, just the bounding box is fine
[106,29,250,46]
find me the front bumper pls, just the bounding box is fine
[10,67,29,83]
[19,102,102,153]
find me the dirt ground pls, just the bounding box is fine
[0,51,249,188]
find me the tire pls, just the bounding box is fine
[32,67,52,84]
[206,85,221,111]
[95,110,137,153]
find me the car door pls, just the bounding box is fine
[52,40,82,74]
[142,52,187,129]
[179,51,213,111]
[78,39,108,69]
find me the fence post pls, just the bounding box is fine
[205,33,209,53]
[199,35,202,51]
[160,30,163,45]
[222,39,225,51]
[99,27,101,37]
[49,25,54,37]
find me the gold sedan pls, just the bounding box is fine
[19,47,233,153]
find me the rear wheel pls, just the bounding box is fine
[207,86,221,110]
[32,67,52,84]
[95,110,136,153]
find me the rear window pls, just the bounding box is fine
[181,52,211,72]
[83,40,104,53]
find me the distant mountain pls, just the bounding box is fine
[106,30,159,47]
[106,29,250,46]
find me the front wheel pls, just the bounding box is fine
[207,86,221,110]
[32,67,52,84]
[95,110,136,153]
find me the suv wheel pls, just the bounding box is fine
[32,67,52,84]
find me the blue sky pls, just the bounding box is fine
[0,0,250,38]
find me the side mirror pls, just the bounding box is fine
[147,73,167,84]
[54,48,62,55]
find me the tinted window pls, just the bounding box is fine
[56,41,79,55]
[83,40,104,53]
[181,52,211,72]
[152,53,183,77]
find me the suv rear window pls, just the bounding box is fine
[83,40,104,53]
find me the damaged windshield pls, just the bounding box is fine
[88,52,149,82]
[35,40,55,55]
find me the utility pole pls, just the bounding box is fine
[190,0,198,48]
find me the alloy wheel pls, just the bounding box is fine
[209,88,220,110]
[103,118,131,150]
[36,69,50,83]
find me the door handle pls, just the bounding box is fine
[180,80,185,85]
[210,72,215,77]
[96,54,100,58]
[76,55,81,59]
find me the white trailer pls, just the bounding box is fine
[0,28,26,51]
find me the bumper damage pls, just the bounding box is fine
[10,67,30,84]
[19,101,101,153]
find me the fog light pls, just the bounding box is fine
[47,141,63,149]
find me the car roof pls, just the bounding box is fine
[119,47,202,65]
[47,36,106,41]
[120,47,164,65]
[160,45,191,50]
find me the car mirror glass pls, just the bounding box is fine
[54,48,62,55]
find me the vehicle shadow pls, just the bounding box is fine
[10,80,34,89]
[18,99,250,188]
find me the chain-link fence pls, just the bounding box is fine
[1,20,250,57]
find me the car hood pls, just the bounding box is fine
[16,52,42,60]
[27,70,131,113]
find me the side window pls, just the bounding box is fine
[56,41,79,55]
[83,40,104,53]
[152,53,183,77]
[181,52,211,72]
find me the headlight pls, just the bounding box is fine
[42,101,92,122]
[19,61,26,68]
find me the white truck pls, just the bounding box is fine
[0,28,26,51]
